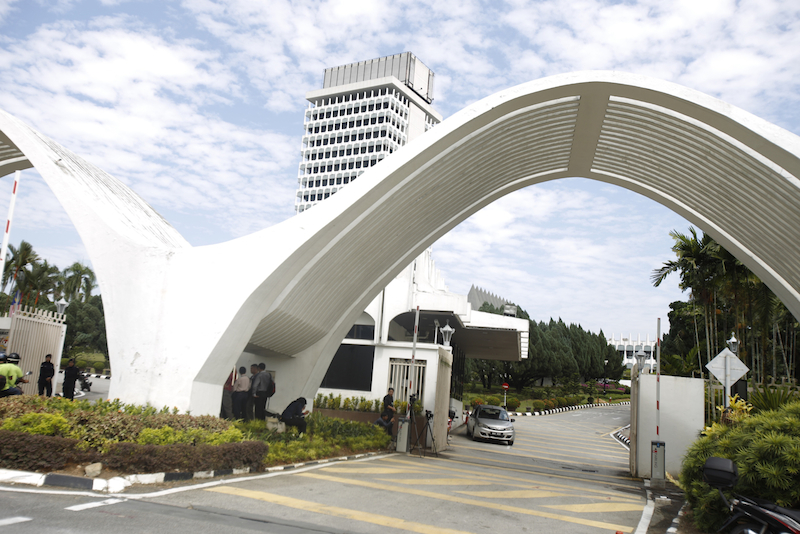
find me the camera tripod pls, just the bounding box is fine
[408,401,437,458]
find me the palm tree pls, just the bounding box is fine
[62,262,97,302]
[652,228,717,368]
[23,260,60,307]
[2,241,38,295]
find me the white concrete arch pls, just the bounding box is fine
[1,71,799,414]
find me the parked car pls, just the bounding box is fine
[466,405,515,446]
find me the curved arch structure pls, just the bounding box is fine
[2,71,799,414]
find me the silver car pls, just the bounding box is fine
[466,405,515,446]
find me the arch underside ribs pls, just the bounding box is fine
[246,81,800,359]
[0,72,798,414]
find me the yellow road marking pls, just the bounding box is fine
[456,489,567,498]
[380,477,492,486]
[205,486,475,534]
[512,444,628,462]
[300,472,634,533]
[452,445,638,482]
[320,467,431,474]
[545,503,645,513]
[457,442,628,468]
[383,456,642,499]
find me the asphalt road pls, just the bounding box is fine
[0,405,639,534]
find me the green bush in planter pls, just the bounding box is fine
[680,400,800,531]
[505,397,521,412]
[485,396,501,406]
[532,400,545,411]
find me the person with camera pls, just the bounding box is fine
[374,410,395,436]
[281,397,308,435]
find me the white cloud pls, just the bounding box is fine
[0,0,797,338]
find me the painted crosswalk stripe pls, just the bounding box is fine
[65,498,126,511]
[0,517,33,526]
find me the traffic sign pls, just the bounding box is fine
[502,382,509,390]
[707,348,749,407]
[706,348,749,384]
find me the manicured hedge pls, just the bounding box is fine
[104,440,267,473]
[0,429,267,474]
[0,430,97,471]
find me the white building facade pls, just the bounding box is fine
[607,333,658,371]
[295,53,528,417]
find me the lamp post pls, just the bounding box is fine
[56,297,69,316]
[439,321,455,347]
[604,359,608,394]
[726,333,738,409]
[634,350,647,375]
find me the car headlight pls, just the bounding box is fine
[478,423,489,428]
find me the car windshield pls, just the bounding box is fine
[480,408,509,421]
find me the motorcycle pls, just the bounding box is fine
[79,372,92,392]
[703,456,800,533]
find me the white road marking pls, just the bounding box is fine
[65,498,126,511]
[0,516,33,526]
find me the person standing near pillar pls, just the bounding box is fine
[244,364,259,421]
[62,359,79,400]
[251,364,274,421]
[38,354,55,396]
[220,369,235,419]
[232,366,250,420]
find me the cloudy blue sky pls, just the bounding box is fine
[0,0,798,341]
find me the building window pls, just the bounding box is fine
[320,345,375,391]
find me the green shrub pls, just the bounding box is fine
[543,399,555,410]
[314,394,326,409]
[485,396,501,406]
[532,400,545,411]
[472,398,484,406]
[104,440,267,473]
[680,400,800,531]
[136,425,243,446]
[0,430,97,471]
[750,387,799,412]
[556,397,567,408]
[506,397,521,411]
[1,413,70,436]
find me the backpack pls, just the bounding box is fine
[266,374,276,398]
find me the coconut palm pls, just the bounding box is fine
[62,262,96,302]
[2,240,39,294]
[20,260,60,307]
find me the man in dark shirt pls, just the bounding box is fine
[383,387,396,416]
[281,397,308,434]
[62,359,79,400]
[251,364,275,421]
[38,354,55,396]
[374,411,394,436]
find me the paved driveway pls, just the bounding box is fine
[0,405,641,534]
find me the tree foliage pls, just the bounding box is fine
[654,228,799,384]
[1,241,106,357]
[467,303,624,390]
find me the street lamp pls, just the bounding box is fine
[727,333,738,355]
[56,297,69,316]
[634,350,647,375]
[439,321,455,347]
[604,359,608,393]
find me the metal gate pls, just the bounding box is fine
[388,357,426,404]
[7,306,67,395]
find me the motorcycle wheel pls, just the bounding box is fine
[729,523,763,534]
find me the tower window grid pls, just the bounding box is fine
[295,87,415,213]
